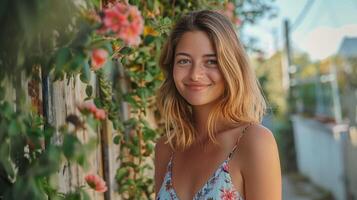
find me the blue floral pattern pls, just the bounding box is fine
[157,149,244,200]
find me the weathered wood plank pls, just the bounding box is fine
[44,74,105,199]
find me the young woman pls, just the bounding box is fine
[155,10,281,200]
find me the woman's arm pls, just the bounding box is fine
[154,137,172,195]
[240,125,282,200]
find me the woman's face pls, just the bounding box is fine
[173,31,225,106]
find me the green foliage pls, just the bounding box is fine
[0,0,84,77]
[0,100,97,199]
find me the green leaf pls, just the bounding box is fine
[144,72,154,82]
[85,85,93,98]
[143,127,156,141]
[113,135,121,145]
[43,125,55,144]
[69,54,85,72]
[62,134,80,159]
[123,94,140,108]
[137,87,148,99]
[55,48,71,68]
[116,167,129,181]
[93,97,103,108]
[124,118,138,128]
[119,47,133,55]
[80,61,91,84]
[144,35,156,45]
[128,143,140,156]
[163,17,172,25]
[8,120,19,136]
[76,153,87,168]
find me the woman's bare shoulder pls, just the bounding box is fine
[237,124,282,199]
[240,124,276,148]
[235,123,279,168]
[155,136,172,159]
[154,136,173,194]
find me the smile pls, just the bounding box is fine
[185,83,211,91]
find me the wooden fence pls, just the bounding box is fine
[4,68,127,199]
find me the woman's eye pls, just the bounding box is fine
[177,59,190,65]
[206,59,218,66]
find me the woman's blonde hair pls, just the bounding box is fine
[156,10,266,150]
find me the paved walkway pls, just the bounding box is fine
[283,173,334,200]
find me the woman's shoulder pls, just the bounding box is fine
[154,136,174,172]
[237,123,279,168]
[154,136,173,193]
[235,125,282,199]
[242,123,275,143]
[155,136,173,159]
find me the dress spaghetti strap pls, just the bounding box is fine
[227,123,252,161]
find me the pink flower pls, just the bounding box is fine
[220,188,237,200]
[91,49,108,70]
[122,5,144,45]
[94,109,106,120]
[118,23,142,46]
[100,2,144,46]
[78,101,106,120]
[78,102,97,113]
[103,4,128,32]
[85,174,107,193]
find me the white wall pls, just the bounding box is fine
[291,115,348,200]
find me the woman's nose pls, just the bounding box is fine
[190,62,204,81]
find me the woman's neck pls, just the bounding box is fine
[192,102,233,141]
[192,104,211,131]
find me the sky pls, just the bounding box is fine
[243,0,357,60]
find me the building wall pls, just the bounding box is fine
[291,115,348,200]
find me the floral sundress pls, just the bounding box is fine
[157,144,244,200]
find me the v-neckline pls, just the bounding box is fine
[169,156,228,200]
[159,124,252,200]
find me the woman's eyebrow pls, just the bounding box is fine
[175,52,191,57]
[175,52,216,57]
[203,54,216,57]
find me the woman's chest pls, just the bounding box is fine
[171,150,244,200]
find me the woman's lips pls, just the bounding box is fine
[185,83,211,91]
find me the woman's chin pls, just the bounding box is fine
[185,99,215,107]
